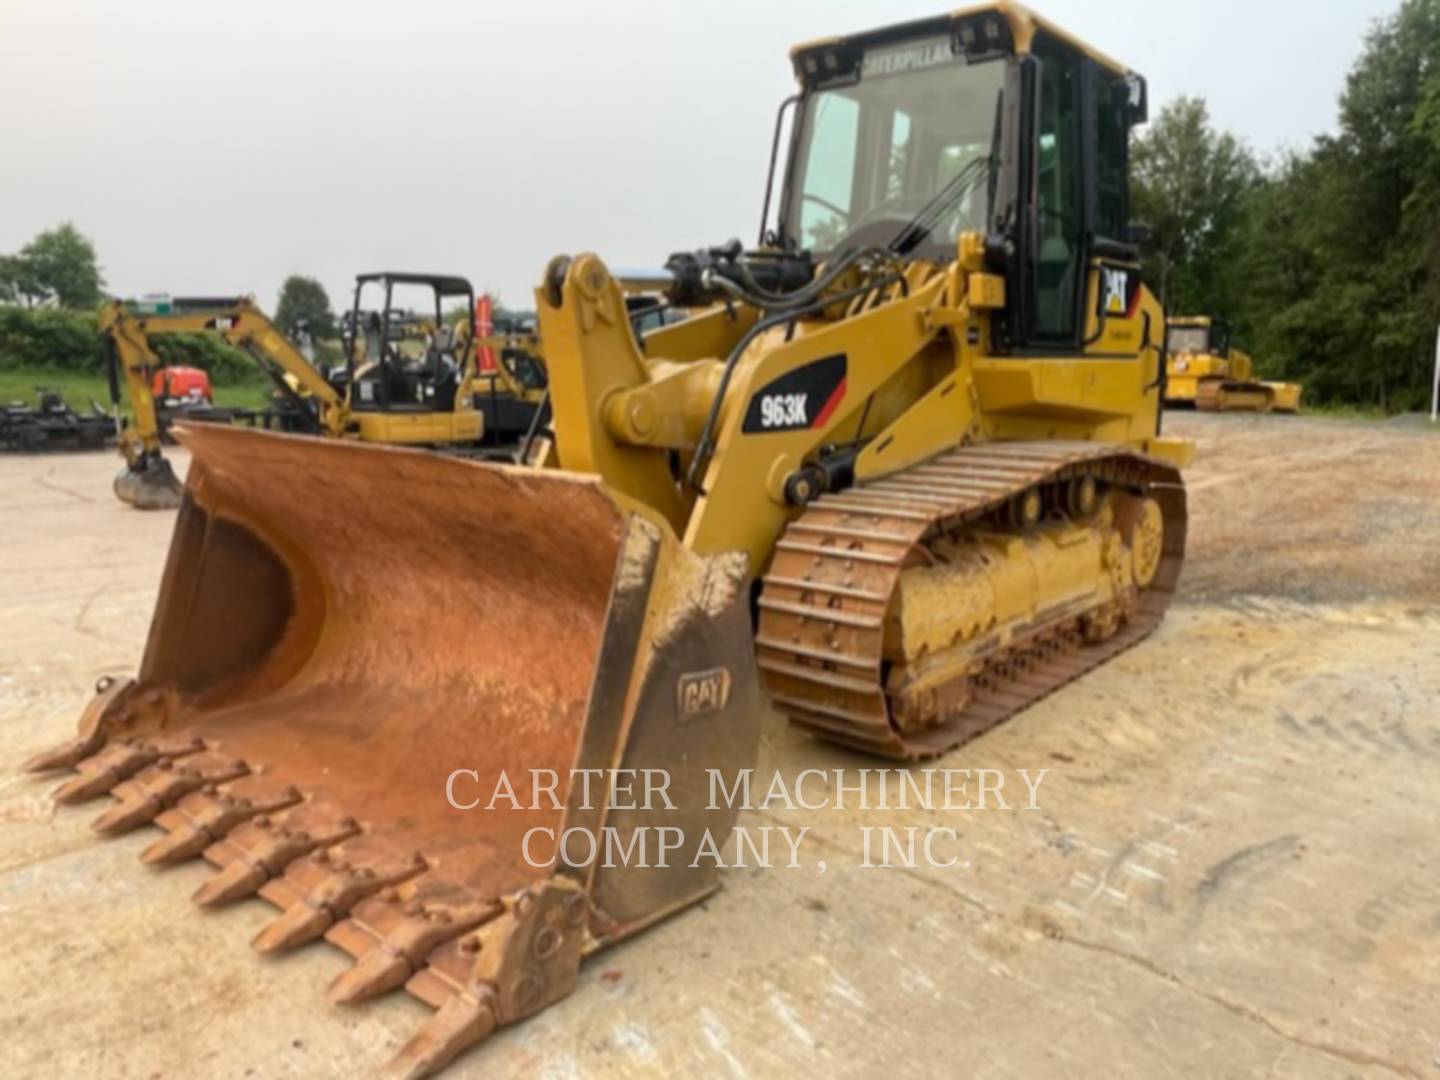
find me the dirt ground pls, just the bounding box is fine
[2,413,1438,1079]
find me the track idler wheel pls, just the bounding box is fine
[1115,495,1165,589]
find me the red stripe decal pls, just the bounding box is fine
[812,377,847,429]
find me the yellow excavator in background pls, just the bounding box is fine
[102,272,551,509]
[1164,315,1302,413]
[35,5,1192,1075]
[103,295,344,508]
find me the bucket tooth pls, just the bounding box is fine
[91,753,247,835]
[51,739,173,805]
[194,859,270,909]
[142,778,302,866]
[52,763,137,806]
[27,676,136,774]
[252,844,428,954]
[251,900,333,955]
[330,947,411,1005]
[25,731,104,774]
[193,806,361,908]
[388,881,587,1077]
[326,895,501,1005]
[385,990,499,1080]
[403,936,476,1010]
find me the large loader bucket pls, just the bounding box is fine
[29,424,762,1077]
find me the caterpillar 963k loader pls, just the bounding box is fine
[31,4,1191,1075]
[1164,315,1303,413]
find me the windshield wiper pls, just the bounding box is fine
[888,88,1005,256]
[887,155,992,255]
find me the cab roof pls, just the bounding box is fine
[355,272,473,296]
[791,2,1133,82]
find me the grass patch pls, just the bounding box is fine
[0,367,275,413]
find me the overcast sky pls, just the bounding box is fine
[0,0,1397,311]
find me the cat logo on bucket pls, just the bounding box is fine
[677,667,732,721]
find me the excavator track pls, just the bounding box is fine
[757,441,1186,759]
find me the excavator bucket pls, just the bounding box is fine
[28,423,762,1077]
[113,457,184,510]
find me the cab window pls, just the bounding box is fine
[797,95,860,251]
[1095,73,1130,240]
[1030,36,1083,343]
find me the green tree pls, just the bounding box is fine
[1245,0,1440,409]
[1132,97,1261,316]
[0,223,105,309]
[0,254,39,305]
[274,275,337,340]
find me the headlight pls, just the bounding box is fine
[1173,359,1189,372]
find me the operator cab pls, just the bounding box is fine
[344,273,476,413]
[774,4,1150,353]
[1165,318,1230,358]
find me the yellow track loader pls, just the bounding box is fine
[33,4,1191,1075]
[103,273,545,510]
[1164,315,1302,413]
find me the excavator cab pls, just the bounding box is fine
[1165,317,1230,360]
[344,273,475,414]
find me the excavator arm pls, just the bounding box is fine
[100,298,348,509]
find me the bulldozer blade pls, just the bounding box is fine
[40,423,763,1076]
[114,459,184,511]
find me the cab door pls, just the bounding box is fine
[1013,33,1147,357]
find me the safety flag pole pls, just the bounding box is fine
[1432,325,1439,424]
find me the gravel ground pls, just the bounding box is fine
[1,414,1438,1078]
